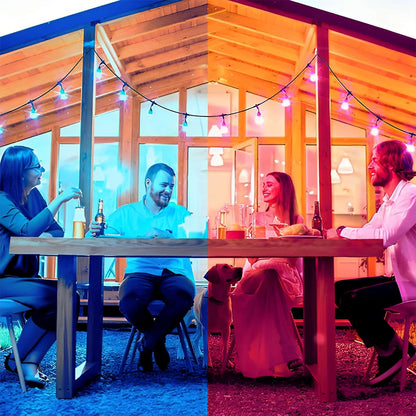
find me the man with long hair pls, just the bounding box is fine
[328,140,416,385]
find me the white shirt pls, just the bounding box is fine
[340,180,416,301]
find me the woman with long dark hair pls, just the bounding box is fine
[231,172,304,378]
[0,146,82,388]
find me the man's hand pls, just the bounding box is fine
[144,228,173,238]
[88,220,102,237]
[326,228,340,239]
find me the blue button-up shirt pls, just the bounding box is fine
[105,197,194,283]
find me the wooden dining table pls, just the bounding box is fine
[9,236,383,401]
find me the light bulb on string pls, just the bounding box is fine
[57,82,68,100]
[307,64,317,82]
[182,113,188,132]
[370,118,380,136]
[407,134,415,152]
[281,90,291,107]
[220,114,228,135]
[0,125,3,135]
[29,101,39,120]
[254,105,264,125]
[340,92,351,111]
[119,83,128,101]
[148,101,154,116]
[96,60,104,79]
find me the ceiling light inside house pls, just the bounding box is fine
[337,157,354,174]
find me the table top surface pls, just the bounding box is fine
[10,236,384,258]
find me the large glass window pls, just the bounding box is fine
[60,110,120,137]
[139,93,179,137]
[306,144,368,280]
[57,142,120,235]
[305,111,366,138]
[305,145,367,226]
[246,92,285,137]
[186,83,239,137]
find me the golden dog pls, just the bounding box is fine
[193,264,242,370]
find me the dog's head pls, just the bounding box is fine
[204,263,243,285]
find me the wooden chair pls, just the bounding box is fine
[0,299,31,392]
[364,300,416,391]
[119,300,198,374]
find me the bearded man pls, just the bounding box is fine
[89,163,194,373]
[327,140,416,386]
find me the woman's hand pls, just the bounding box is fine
[47,187,83,217]
[58,187,83,204]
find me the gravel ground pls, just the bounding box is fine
[0,327,415,416]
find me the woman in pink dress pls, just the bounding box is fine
[231,172,304,378]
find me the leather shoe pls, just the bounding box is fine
[137,338,153,372]
[25,372,47,389]
[154,337,170,371]
[5,354,47,389]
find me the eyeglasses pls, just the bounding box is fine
[24,163,45,172]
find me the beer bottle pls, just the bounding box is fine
[94,198,105,236]
[217,210,226,239]
[312,200,323,235]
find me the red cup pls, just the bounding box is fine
[225,230,245,239]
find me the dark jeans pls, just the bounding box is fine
[0,276,58,330]
[335,276,402,350]
[119,269,194,350]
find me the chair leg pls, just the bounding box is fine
[177,321,193,372]
[130,329,141,366]
[363,311,392,382]
[291,312,303,355]
[119,326,138,374]
[180,319,199,365]
[399,317,411,392]
[6,315,26,392]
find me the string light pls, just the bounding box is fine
[29,100,39,119]
[1,50,415,144]
[407,134,415,152]
[255,105,264,125]
[307,64,317,82]
[370,118,380,136]
[57,82,68,100]
[340,92,351,111]
[281,90,291,107]
[119,83,128,101]
[96,60,104,79]
[220,114,228,134]
[182,113,188,131]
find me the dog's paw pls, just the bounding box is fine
[176,346,185,360]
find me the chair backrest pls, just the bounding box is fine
[0,299,31,316]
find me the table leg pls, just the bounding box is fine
[303,257,317,365]
[316,257,337,401]
[85,256,104,370]
[56,255,104,398]
[56,255,78,399]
